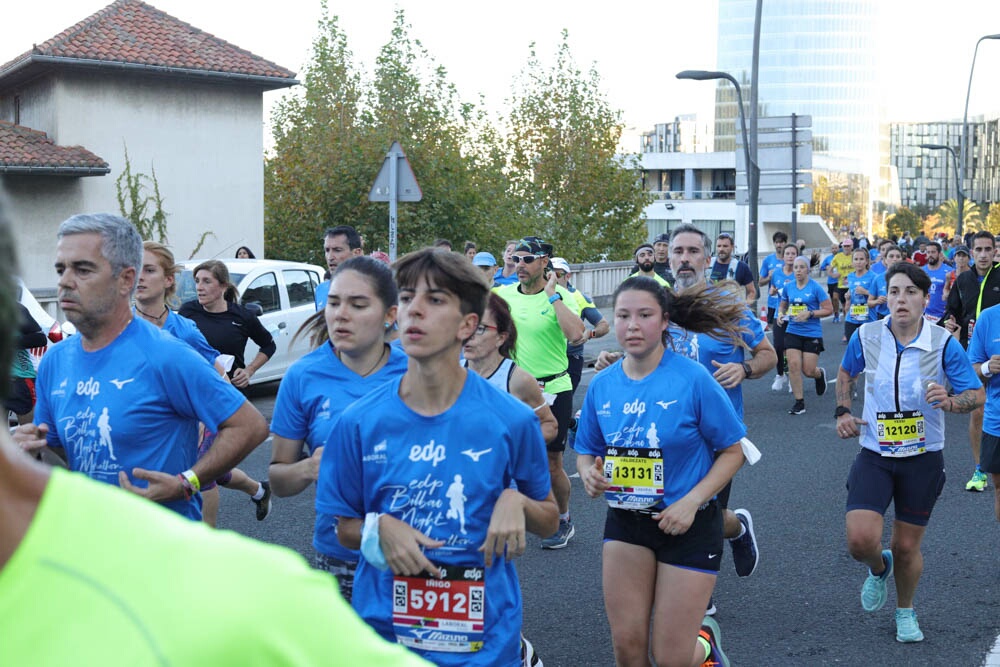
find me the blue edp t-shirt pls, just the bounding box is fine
[780,279,829,338]
[845,271,877,324]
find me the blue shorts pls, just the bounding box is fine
[603,502,723,573]
[846,448,945,526]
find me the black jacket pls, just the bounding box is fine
[943,263,1000,347]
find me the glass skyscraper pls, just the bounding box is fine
[714,0,885,215]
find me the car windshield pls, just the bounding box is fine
[176,270,247,306]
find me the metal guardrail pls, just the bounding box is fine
[569,260,633,306]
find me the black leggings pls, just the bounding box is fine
[769,311,787,376]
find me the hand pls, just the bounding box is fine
[13,422,49,454]
[581,456,609,498]
[711,360,744,389]
[793,311,809,323]
[944,315,958,333]
[769,286,777,296]
[988,355,1000,376]
[655,495,700,536]
[231,367,252,389]
[855,286,870,297]
[924,382,950,410]
[118,468,186,503]
[480,489,527,566]
[379,514,445,577]
[877,295,887,306]
[776,315,787,327]
[544,271,558,297]
[836,414,866,438]
[307,446,324,482]
[595,350,623,372]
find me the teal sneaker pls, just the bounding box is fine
[861,549,893,612]
[895,608,924,643]
[966,469,988,492]
[698,616,730,667]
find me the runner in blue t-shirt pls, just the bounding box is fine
[768,245,798,392]
[271,256,408,602]
[868,245,903,320]
[844,248,877,344]
[16,215,266,522]
[966,304,1000,520]
[317,248,558,667]
[576,276,746,667]
[921,241,949,321]
[758,231,789,324]
[778,256,834,415]
[836,262,983,644]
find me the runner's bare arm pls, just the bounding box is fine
[268,435,322,497]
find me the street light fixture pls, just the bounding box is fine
[676,70,759,276]
[958,33,1000,238]
[918,143,964,223]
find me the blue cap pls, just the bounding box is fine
[472,251,497,267]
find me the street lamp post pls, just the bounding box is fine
[918,143,964,226]
[676,70,759,278]
[959,34,1000,239]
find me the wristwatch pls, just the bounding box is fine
[834,406,852,418]
[741,362,752,379]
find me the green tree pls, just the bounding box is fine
[936,198,984,234]
[885,207,921,238]
[116,145,168,243]
[505,32,649,261]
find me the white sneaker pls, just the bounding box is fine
[771,375,787,391]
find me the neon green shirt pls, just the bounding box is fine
[0,469,431,667]
[494,283,582,394]
[628,271,671,289]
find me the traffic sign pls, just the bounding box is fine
[753,115,813,130]
[736,171,812,188]
[369,142,422,202]
[736,129,812,146]
[736,146,813,172]
[736,187,813,206]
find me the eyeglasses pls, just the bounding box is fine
[511,254,543,265]
[475,324,498,336]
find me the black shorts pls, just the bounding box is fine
[4,377,35,416]
[603,502,723,573]
[784,332,824,354]
[827,283,840,300]
[833,286,848,301]
[567,354,584,394]
[548,389,574,453]
[980,431,1000,474]
[845,448,945,526]
[844,321,862,343]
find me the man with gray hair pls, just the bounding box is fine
[13,213,268,520]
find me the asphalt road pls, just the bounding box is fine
[220,316,1000,666]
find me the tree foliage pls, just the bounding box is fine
[116,145,168,243]
[885,207,921,238]
[264,8,648,264]
[935,198,984,234]
[506,32,648,261]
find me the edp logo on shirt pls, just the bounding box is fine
[409,440,447,467]
[622,399,646,418]
[76,377,100,399]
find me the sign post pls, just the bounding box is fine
[368,141,422,261]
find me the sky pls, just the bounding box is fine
[4,0,1000,152]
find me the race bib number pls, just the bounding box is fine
[788,304,807,316]
[604,446,664,509]
[850,304,869,319]
[875,411,926,457]
[393,566,485,653]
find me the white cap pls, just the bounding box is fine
[550,257,571,273]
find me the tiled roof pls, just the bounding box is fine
[0,0,296,83]
[0,121,109,174]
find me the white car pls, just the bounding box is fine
[176,259,325,385]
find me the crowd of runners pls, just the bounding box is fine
[3,210,999,666]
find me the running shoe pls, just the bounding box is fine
[521,634,543,666]
[895,608,924,643]
[730,509,759,577]
[789,400,806,415]
[770,374,787,391]
[815,367,827,396]
[706,596,717,616]
[254,480,272,521]
[698,617,730,667]
[833,315,840,323]
[861,549,893,612]
[541,519,575,549]
[966,469,988,492]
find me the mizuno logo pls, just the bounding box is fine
[462,448,492,462]
[109,378,134,389]
[656,400,677,410]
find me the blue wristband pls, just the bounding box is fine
[548,293,561,304]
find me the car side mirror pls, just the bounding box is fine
[244,302,264,317]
